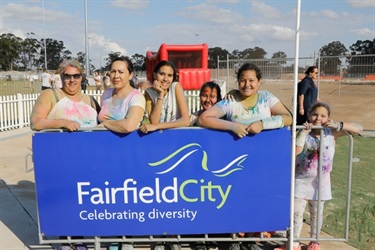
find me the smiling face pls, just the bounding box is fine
[309,106,330,126]
[200,86,219,111]
[238,69,261,97]
[153,65,175,90]
[62,65,82,94]
[110,60,133,89]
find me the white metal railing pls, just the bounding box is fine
[0,81,227,132]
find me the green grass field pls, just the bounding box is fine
[323,135,375,250]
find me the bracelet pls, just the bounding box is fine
[336,121,344,131]
[157,97,164,101]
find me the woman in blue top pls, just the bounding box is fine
[198,63,292,138]
[297,66,319,125]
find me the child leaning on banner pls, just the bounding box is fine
[275,102,363,250]
[198,62,292,250]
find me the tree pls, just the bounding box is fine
[131,53,146,71]
[239,47,267,59]
[230,49,241,59]
[270,51,288,78]
[208,47,229,68]
[0,33,22,71]
[318,41,348,75]
[18,36,41,70]
[271,51,287,61]
[348,39,375,76]
[103,51,123,70]
[75,51,95,73]
[349,39,375,55]
[38,38,72,70]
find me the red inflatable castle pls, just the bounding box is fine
[146,44,211,90]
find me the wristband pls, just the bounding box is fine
[157,97,164,101]
[336,121,343,131]
[296,130,308,147]
[260,115,284,130]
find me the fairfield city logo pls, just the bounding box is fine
[77,143,248,209]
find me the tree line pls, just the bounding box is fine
[0,32,374,75]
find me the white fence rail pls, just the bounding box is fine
[0,83,226,132]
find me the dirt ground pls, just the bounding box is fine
[254,80,375,131]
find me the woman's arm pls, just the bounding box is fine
[101,106,145,133]
[155,83,190,129]
[143,83,190,131]
[145,91,163,124]
[298,95,305,115]
[197,105,249,138]
[271,101,293,126]
[30,90,80,131]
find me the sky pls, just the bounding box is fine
[0,0,374,69]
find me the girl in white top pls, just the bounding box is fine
[276,102,363,250]
[198,63,292,138]
[140,60,190,133]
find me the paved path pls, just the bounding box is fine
[0,128,358,250]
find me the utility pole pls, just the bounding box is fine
[42,0,48,69]
[84,0,90,75]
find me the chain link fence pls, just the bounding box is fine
[212,54,375,92]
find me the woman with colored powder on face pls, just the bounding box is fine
[197,62,292,138]
[139,60,190,134]
[197,62,292,250]
[190,81,222,126]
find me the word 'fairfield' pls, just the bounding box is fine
[77,177,232,209]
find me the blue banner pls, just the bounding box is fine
[32,127,291,237]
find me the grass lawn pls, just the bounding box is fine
[322,135,375,250]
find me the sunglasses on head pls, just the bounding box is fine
[63,74,81,80]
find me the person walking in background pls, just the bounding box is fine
[31,60,100,132]
[103,71,111,90]
[94,70,102,92]
[54,69,62,89]
[28,74,34,87]
[97,56,145,134]
[140,60,190,134]
[41,68,52,90]
[81,69,89,93]
[190,81,222,126]
[198,63,292,138]
[275,102,363,250]
[297,66,319,125]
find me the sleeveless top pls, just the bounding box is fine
[145,82,180,122]
[47,89,98,127]
[98,88,145,127]
[295,128,335,200]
